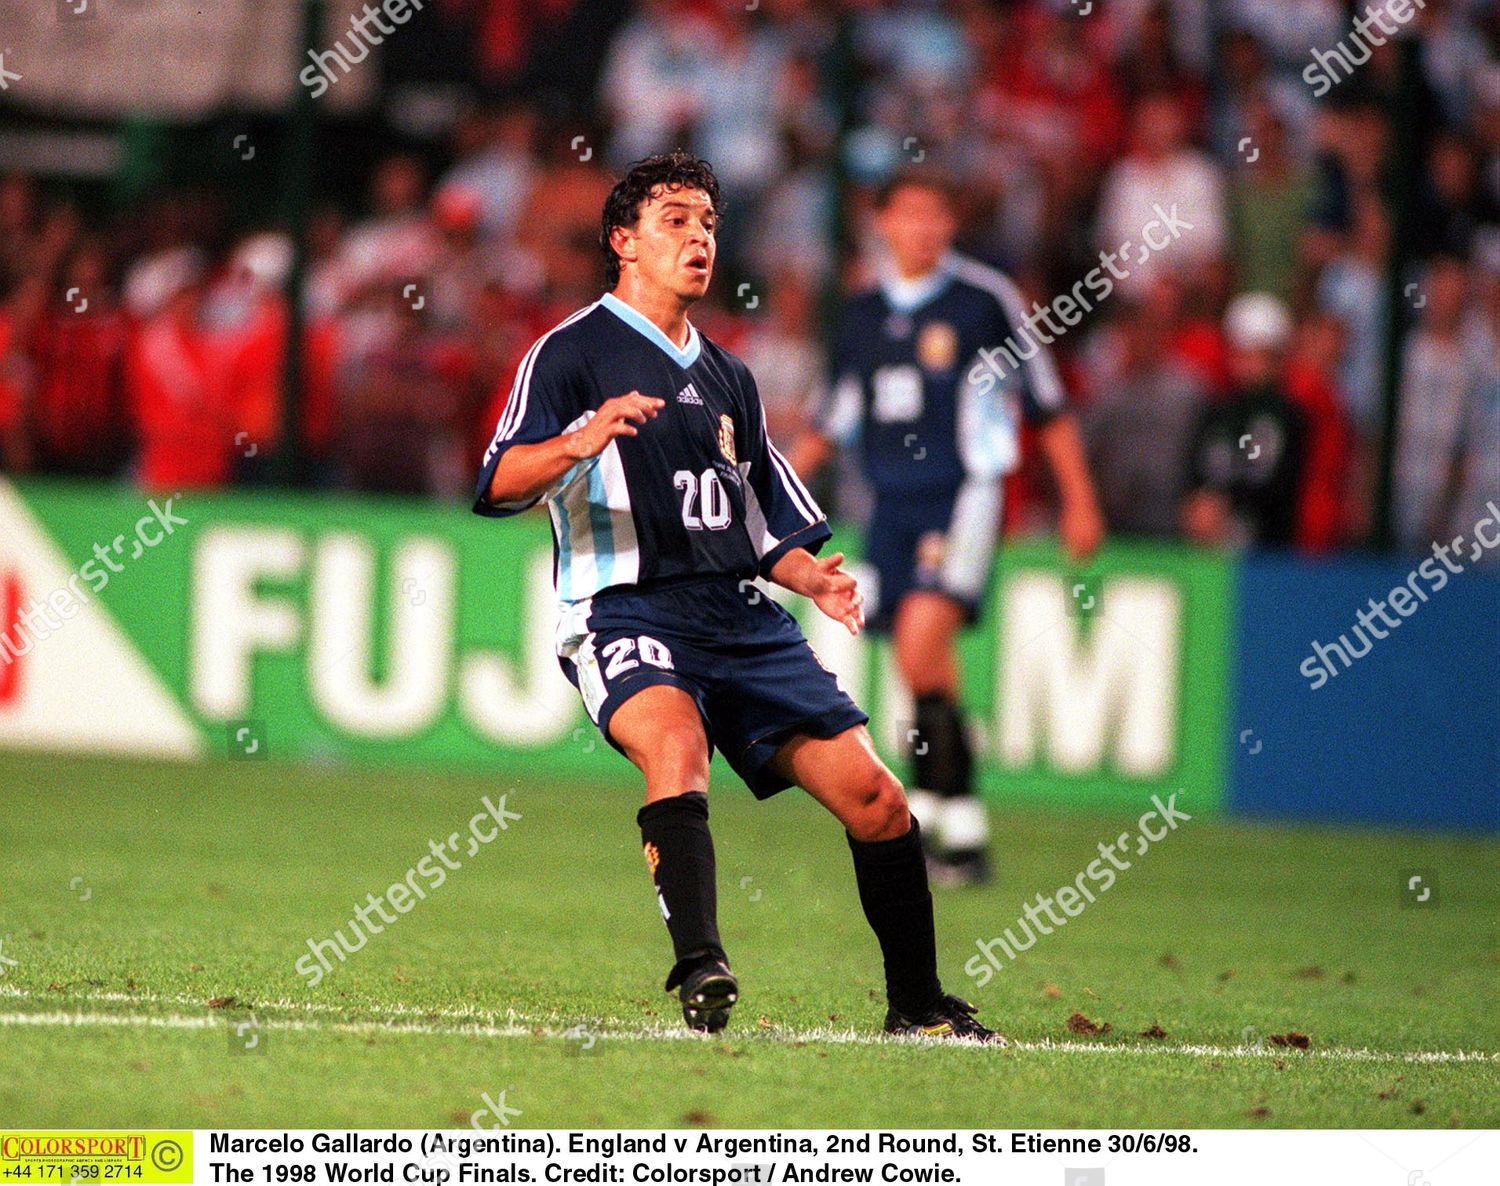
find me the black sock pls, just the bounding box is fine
[637,792,725,991]
[914,693,973,801]
[846,819,942,1017]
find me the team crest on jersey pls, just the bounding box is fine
[718,414,737,464]
[917,321,958,371]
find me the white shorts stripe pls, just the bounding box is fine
[941,478,1003,601]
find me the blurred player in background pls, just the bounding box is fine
[792,174,1105,885]
[475,154,1004,1042]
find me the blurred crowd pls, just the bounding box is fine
[0,0,1495,558]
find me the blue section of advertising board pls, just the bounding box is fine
[1229,552,1499,830]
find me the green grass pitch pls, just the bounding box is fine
[1,751,1496,1128]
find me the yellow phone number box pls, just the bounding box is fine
[0,1132,192,1184]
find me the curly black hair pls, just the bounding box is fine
[599,152,723,287]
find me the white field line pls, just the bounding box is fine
[0,991,1494,1065]
[0,983,529,1023]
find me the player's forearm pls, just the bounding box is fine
[486,435,584,506]
[1038,414,1100,511]
[767,547,822,598]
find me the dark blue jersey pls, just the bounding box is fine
[474,292,830,604]
[817,254,1067,495]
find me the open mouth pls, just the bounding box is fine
[685,254,709,276]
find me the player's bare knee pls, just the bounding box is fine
[848,766,910,842]
[634,721,709,787]
[892,636,925,687]
[875,770,912,839]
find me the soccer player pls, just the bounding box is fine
[791,174,1104,885]
[473,153,1002,1042]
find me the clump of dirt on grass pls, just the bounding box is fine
[1066,1010,1112,1036]
[1268,1031,1311,1049]
[1139,1023,1168,1039]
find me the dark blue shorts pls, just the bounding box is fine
[865,481,1003,633]
[556,576,869,798]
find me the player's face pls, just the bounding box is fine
[621,186,717,302]
[876,185,956,278]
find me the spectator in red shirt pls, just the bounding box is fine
[0,285,27,472]
[1283,311,1354,552]
[212,233,340,485]
[124,249,232,491]
[988,5,1126,171]
[26,237,132,478]
[1140,273,1231,395]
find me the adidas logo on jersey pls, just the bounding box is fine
[677,383,705,405]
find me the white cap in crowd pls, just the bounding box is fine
[1224,292,1293,353]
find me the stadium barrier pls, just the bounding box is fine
[1,478,1493,831]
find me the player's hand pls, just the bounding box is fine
[1059,495,1106,564]
[808,552,865,636]
[565,392,664,460]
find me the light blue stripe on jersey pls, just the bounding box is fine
[585,459,616,590]
[554,494,576,603]
[552,456,618,603]
[599,292,702,368]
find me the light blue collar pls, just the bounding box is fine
[600,292,702,368]
[879,254,954,313]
